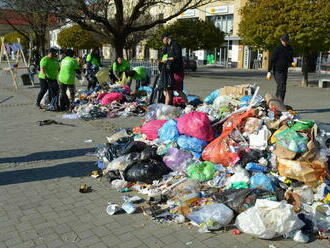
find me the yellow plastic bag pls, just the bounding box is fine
[95,67,110,84]
[116,72,128,86]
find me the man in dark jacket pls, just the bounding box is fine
[267,34,294,102]
[160,33,188,105]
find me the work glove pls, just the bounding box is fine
[266,72,272,80]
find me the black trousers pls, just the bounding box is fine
[36,78,59,105]
[274,71,288,102]
[59,83,75,110]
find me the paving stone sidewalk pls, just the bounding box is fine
[0,69,329,248]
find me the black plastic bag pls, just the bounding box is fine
[213,188,277,213]
[124,160,171,184]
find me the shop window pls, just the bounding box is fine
[207,14,233,34]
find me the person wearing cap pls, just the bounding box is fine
[267,34,294,102]
[125,66,150,92]
[160,33,188,105]
[58,49,80,110]
[36,48,59,108]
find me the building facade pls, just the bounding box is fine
[168,0,262,69]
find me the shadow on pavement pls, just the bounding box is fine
[296,108,330,114]
[0,161,95,186]
[0,148,95,164]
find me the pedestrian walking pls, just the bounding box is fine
[160,33,188,105]
[111,57,130,84]
[36,47,59,108]
[125,66,150,92]
[267,34,294,102]
[58,49,80,111]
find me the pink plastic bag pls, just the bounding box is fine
[122,85,130,94]
[177,111,214,141]
[100,93,124,105]
[141,120,167,141]
[97,93,107,100]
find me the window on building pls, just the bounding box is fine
[207,14,233,34]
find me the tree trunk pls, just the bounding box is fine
[113,36,125,58]
[301,54,309,87]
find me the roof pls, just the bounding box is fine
[0,9,29,25]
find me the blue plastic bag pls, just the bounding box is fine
[177,135,208,153]
[204,89,220,104]
[158,119,179,142]
[240,95,252,107]
[138,86,153,95]
[188,95,202,107]
[250,173,275,192]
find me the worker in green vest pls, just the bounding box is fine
[58,49,80,110]
[86,48,101,90]
[125,66,150,92]
[36,47,59,108]
[111,57,130,84]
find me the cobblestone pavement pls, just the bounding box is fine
[0,68,329,248]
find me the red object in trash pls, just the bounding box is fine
[173,97,185,105]
[141,120,167,141]
[101,93,124,105]
[177,111,214,141]
[202,109,255,166]
[230,229,241,235]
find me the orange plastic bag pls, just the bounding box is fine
[202,109,255,166]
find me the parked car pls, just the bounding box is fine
[183,57,197,72]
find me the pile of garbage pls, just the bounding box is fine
[94,84,330,242]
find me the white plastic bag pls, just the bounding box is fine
[104,155,131,173]
[249,125,272,150]
[40,90,49,105]
[225,166,250,188]
[146,104,180,121]
[235,199,305,239]
[187,203,234,227]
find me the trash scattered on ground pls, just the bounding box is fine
[88,83,330,243]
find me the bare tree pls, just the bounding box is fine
[45,0,219,57]
[1,0,60,55]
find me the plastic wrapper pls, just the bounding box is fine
[106,129,130,143]
[249,125,271,150]
[104,155,132,172]
[163,148,192,171]
[141,120,167,141]
[145,104,180,122]
[225,166,250,188]
[250,173,276,192]
[177,135,208,153]
[186,161,216,182]
[235,199,305,239]
[100,93,124,105]
[276,128,308,153]
[277,158,327,185]
[177,111,214,142]
[204,89,220,104]
[158,119,179,142]
[243,117,263,134]
[187,203,234,227]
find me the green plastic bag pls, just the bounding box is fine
[291,120,314,131]
[187,161,216,182]
[275,128,308,153]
